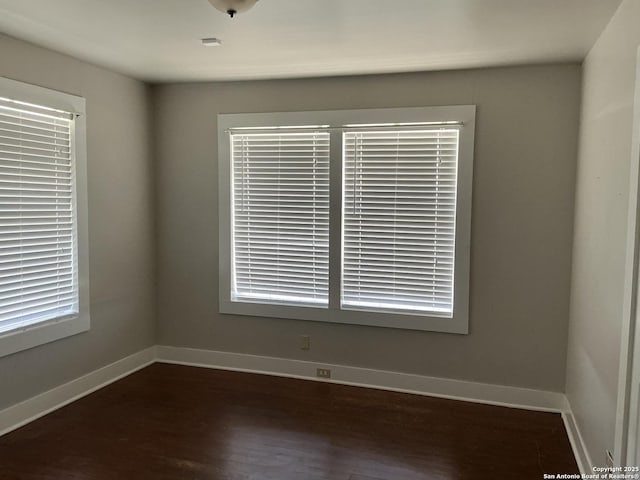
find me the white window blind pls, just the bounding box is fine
[231,131,330,307]
[342,128,460,316]
[0,97,78,334]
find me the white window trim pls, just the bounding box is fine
[0,77,90,357]
[218,106,475,334]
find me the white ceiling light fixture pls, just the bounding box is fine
[208,0,259,18]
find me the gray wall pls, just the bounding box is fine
[155,64,581,392]
[566,0,640,466]
[0,35,156,409]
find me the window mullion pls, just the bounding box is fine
[328,130,343,312]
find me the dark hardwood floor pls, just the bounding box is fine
[0,363,578,479]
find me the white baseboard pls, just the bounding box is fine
[562,399,593,475]
[156,345,567,413]
[0,346,156,437]
[1,342,581,472]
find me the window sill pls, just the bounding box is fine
[220,299,468,334]
[0,314,90,358]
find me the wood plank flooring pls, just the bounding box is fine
[0,363,578,479]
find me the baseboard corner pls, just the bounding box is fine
[562,402,593,475]
[0,346,155,437]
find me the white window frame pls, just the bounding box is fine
[219,106,475,333]
[0,77,90,357]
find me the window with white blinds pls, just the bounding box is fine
[0,97,78,335]
[342,129,459,316]
[231,131,330,307]
[219,106,474,333]
[0,77,89,358]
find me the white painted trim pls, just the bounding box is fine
[615,45,640,467]
[0,342,579,475]
[0,314,89,359]
[218,106,475,335]
[0,77,91,359]
[0,346,155,437]
[563,400,593,475]
[0,76,85,114]
[156,345,567,413]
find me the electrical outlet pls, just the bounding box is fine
[606,450,614,468]
[316,368,331,378]
[300,335,311,351]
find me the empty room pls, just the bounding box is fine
[1,0,640,478]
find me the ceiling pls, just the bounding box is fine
[0,0,623,83]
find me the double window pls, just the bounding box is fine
[0,77,90,357]
[219,106,475,333]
